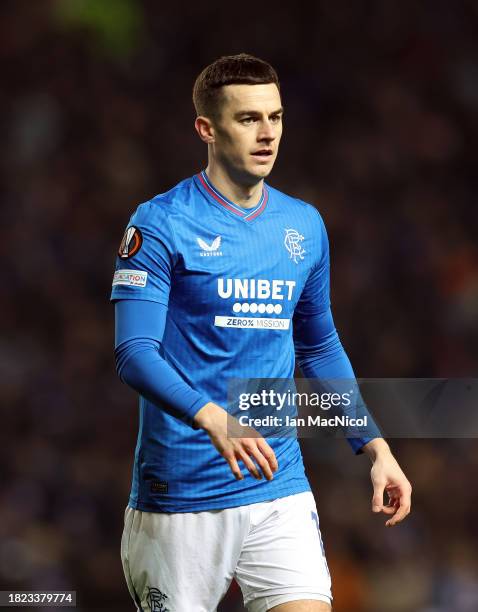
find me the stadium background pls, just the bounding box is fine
[1,1,478,610]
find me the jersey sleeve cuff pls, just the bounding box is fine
[348,436,378,455]
[182,394,211,428]
[110,290,169,306]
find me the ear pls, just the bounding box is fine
[195,116,215,144]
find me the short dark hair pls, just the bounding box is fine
[193,53,280,120]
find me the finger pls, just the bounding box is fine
[385,493,411,525]
[372,480,386,513]
[245,444,274,480]
[386,491,401,510]
[383,482,412,525]
[224,453,243,480]
[387,483,411,500]
[256,438,278,472]
[386,503,411,526]
[244,440,275,480]
[386,485,402,501]
[238,450,262,480]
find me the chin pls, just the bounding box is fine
[234,163,274,186]
[249,165,273,180]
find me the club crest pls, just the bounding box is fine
[146,587,170,612]
[284,228,305,263]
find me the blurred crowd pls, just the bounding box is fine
[1,1,477,610]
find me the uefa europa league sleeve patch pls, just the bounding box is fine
[118,226,143,259]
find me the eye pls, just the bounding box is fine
[270,115,282,124]
[240,117,255,125]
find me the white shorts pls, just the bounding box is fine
[121,491,332,612]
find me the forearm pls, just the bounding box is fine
[115,299,209,426]
[116,339,209,425]
[294,308,381,452]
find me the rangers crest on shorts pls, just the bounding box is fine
[146,587,170,612]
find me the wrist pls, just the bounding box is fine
[193,402,222,432]
[362,438,391,462]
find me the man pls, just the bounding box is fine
[111,53,412,612]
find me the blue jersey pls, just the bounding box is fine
[111,171,333,512]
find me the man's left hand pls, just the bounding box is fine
[363,438,412,527]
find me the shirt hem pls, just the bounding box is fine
[128,481,311,513]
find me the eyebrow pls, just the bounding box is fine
[234,107,284,118]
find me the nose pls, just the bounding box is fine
[257,120,276,143]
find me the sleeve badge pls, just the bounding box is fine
[118,226,143,259]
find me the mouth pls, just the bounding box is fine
[251,149,273,159]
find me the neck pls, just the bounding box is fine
[205,161,263,209]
